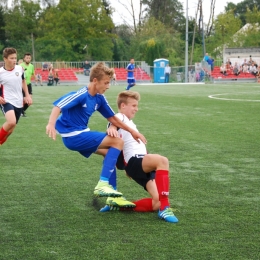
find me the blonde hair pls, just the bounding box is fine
[117,91,140,109]
[90,62,114,82]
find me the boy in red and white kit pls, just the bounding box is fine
[0,47,32,145]
[99,91,178,223]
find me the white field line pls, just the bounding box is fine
[208,92,260,102]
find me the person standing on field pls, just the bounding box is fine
[126,58,136,90]
[0,48,32,145]
[164,64,171,83]
[20,52,35,117]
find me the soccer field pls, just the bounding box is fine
[1,83,259,259]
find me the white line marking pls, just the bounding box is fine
[208,92,260,102]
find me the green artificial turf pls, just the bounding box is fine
[0,83,259,260]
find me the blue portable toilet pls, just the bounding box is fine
[153,58,169,83]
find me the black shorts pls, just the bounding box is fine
[22,83,32,96]
[125,156,155,190]
[0,103,22,124]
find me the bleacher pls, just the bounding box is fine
[210,66,256,83]
[34,67,151,84]
[114,68,151,81]
[34,68,78,83]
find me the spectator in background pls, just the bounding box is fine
[248,56,255,66]
[35,73,43,86]
[42,62,48,71]
[195,62,202,82]
[47,70,54,86]
[82,61,91,76]
[48,63,53,72]
[226,61,232,74]
[226,58,232,66]
[241,59,248,67]
[203,52,209,62]
[232,62,241,76]
[220,63,227,76]
[242,63,249,73]
[249,63,258,76]
[111,69,117,85]
[54,69,59,85]
[207,56,214,72]
[164,64,171,83]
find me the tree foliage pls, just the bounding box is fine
[143,0,185,30]
[1,0,258,65]
[129,17,184,65]
[226,0,260,25]
[205,11,242,58]
[36,0,115,61]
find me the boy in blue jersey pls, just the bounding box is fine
[46,62,147,198]
[126,58,136,90]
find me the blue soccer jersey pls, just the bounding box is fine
[126,63,135,79]
[53,86,115,134]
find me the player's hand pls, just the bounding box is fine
[130,130,147,144]
[0,97,6,104]
[46,124,57,140]
[24,96,33,105]
[106,125,119,137]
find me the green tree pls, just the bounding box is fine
[205,11,242,58]
[0,6,6,49]
[233,6,260,47]
[112,24,133,61]
[143,0,185,30]
[3,0,41,57]
[130,17,184,65]
[36,0,115,61]
[226,0,260,25]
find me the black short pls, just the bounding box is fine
[23,83,32,96]
[0,103,22,123]
[125,156,155,190]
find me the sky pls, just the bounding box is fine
[109,0,243,26]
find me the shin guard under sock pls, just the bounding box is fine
[0,127,8,144]
[155,170,170,210]
[100,147,121,181]
[109,167,117,190]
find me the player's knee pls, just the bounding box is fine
[6,120,16,129]
[113,137,124,149]
[159,155,169,169]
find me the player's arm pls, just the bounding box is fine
[22,77,32,105]
[46,106,61,140]
[107,115,147,144]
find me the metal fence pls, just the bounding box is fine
[0,60,214,83]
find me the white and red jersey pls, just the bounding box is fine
[0,65,24,108]
[116,113,147,163]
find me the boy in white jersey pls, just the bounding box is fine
[46,62,147,198]
[0,48,32,145]
[100,91,178,223]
